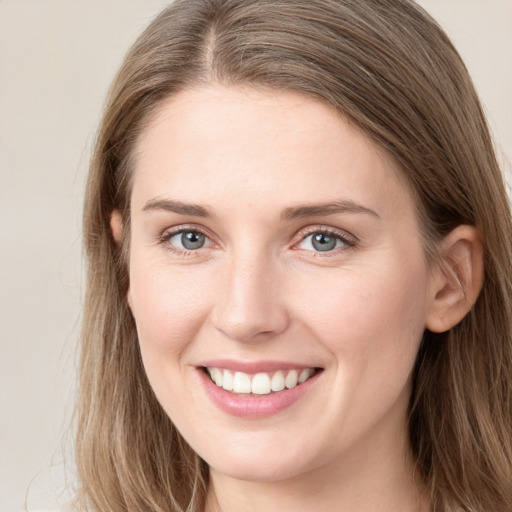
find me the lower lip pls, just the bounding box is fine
[198,368,322,418]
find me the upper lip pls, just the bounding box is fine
[198,359,322,373]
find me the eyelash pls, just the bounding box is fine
[157,225,357,256]
[294,227,357,255]
[158,225,213,256]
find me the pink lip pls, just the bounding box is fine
[199,359,316,374]
[197,366,323,418]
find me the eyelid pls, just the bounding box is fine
[292,225,358,251]
[156,223,357,255]
[158,224,218,253]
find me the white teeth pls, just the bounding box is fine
[209,367,223,387]
[222,369,233,391]
[271,371,285,392]
[233,371,252,393]
[251,373,271,395]
[285,369,298,389]
[207,368,220,384]
[298,368,312,383]
[206,367,316,395]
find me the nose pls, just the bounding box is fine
[211,251,290,343]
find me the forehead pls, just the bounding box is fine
[131,84,413,219]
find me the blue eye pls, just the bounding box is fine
[298,231,349,252]
[167,230,209,250]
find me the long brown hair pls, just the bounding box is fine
[76,1,512,510]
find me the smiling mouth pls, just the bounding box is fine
[204,367,321,396]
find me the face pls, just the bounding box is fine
[126,85,435,483]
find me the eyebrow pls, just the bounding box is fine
[143,198,212,217]
[280,200,380,221]
[142,197,380,220]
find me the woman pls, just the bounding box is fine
[76,1,512,511]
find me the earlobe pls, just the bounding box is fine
[110,209,123,243]
[425,225,484,333]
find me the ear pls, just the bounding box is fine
[110,209,123,243]
[110,209,134,310]
[425,225,484,333]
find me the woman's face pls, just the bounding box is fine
[126,85,436,482]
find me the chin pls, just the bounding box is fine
[202,438,320,483]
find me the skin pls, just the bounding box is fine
[113,84,482,512]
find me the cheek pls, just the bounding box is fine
[289,259,429,444]
[128,261,213,359]
[128,261,216,421]
[293,258,428,367]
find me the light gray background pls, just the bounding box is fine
[0,1,511,511]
